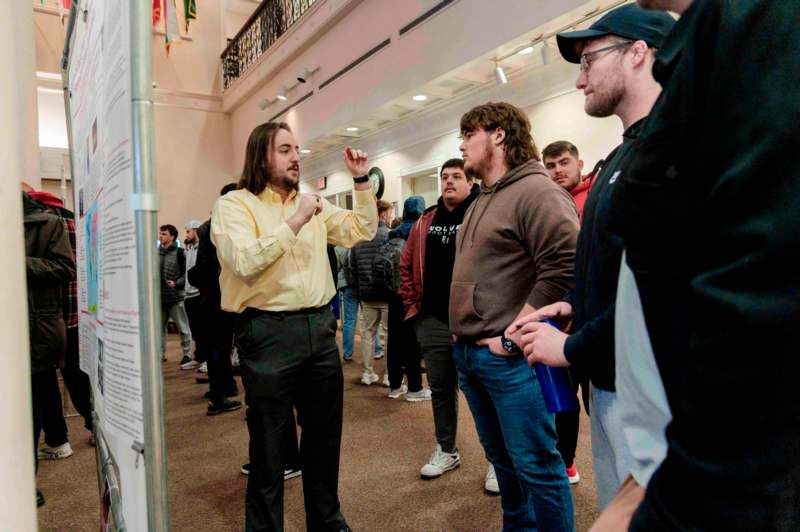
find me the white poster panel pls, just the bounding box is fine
[66,1,147,529]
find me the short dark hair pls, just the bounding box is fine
[159,224,178,239]
[377,200,392,215]
[220,182,238,196]
[238,122,292,195]
[460,102,540,168]
[542,141,580,161]
[440,158,471,180]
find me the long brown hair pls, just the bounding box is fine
[238,122,292,195]
[460,102,540,169]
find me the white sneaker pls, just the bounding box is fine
[381,374,390,387]
[360,371,379,385]
[484,464,500,495]
[406,388,432,402]
[387,384,408,399]
[197,362,208,373]
[38,442,74,460]
[420,444,460,479]
[180,359,200,371]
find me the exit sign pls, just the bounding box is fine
[317,176,327,190]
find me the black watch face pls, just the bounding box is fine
[368,166,385,199]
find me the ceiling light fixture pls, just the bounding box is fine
[257,99,270,110]
[541,41,561,65]
[494,63,508,85]
[412,94,428,101]
[296,67,320,84]
[300,149,311,154]
[346,127,359,132]
[276,86,288,101]
[517,46,535,55]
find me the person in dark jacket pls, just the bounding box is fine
[385,195,429,402]
[515,4,675,510]
[622,1,799,530]
[28,190,94,459]
[350,200,392,386]
[23,191,76,507]
[399,159,498,493]
[158,224,193,363]
[186,186,241,416]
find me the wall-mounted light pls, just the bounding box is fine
[296,67,319,84]
[494,63,508,85]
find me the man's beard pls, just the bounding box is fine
[269,164,300,192]
[464,138,494,180]
[585,71,625,118]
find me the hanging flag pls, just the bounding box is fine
[184,0,197,32]
[174,0,189,40]
[163,0,180,55]
[153,0,163,26]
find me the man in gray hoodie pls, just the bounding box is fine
[449,102,579,531]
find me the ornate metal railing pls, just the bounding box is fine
[221,0,317,91]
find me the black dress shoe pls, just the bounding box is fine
[207,399,242,416]
[37,489,45,507]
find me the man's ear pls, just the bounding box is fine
[493,127,506,147]
[578,159,584,172]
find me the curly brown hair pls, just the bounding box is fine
[460,102,540,168]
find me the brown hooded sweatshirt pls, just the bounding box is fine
[449,159,579,341]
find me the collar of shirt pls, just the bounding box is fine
[259,186,298,205]
[653,2,698,84]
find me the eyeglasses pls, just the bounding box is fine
[580,41,634,72]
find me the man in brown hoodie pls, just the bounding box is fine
[449,102,579,531]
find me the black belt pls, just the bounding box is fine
[242,305,328,319]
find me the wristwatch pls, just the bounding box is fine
[353,174,369,184]
[500,335,522,355]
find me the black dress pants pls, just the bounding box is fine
[236,306,347,532]
[555,367,581,468]
[207,309,237,406]
[387,294,422,391]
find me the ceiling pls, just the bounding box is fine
[295,0,631,162]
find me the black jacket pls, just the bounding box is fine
[563,120,643,391]
[350,222,389,302]
[23,193,75,373]
[159,241,185,305]
[622,2,800,529]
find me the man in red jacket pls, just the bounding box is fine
[398,158,498,492]
[543,141,593,218]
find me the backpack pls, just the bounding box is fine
[372,237,404,296]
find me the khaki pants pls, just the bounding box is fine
[359,302,388,374]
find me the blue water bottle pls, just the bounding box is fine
[533,320,579,414]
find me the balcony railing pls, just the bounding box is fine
[221,0,317,91]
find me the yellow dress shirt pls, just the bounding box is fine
[211,187,377,313]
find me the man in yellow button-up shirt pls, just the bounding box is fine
[211,122,377,532]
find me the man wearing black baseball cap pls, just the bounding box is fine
[513,2,675,514]
[617,1,800,530]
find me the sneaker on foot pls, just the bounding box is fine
[240,463,250,475]
[381,373,390,387]
[179,355,192,365]
[360,371,379,385]
[484,464,500,495]
[373,350,384,360]
[37,442,73,460]
[387,384,408,399]
[197,362,208,373]
[406,388,432,402]
[566,463,580,485]
[284,466,302,481]
[420,444,461,479]
[207,399,242,416]
[180,359,199,370]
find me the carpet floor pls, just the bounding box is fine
[37,333,599,531]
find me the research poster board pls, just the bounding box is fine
[65,1,148,529]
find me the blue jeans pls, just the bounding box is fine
[453,343,575,532]
[340,287,382,359]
